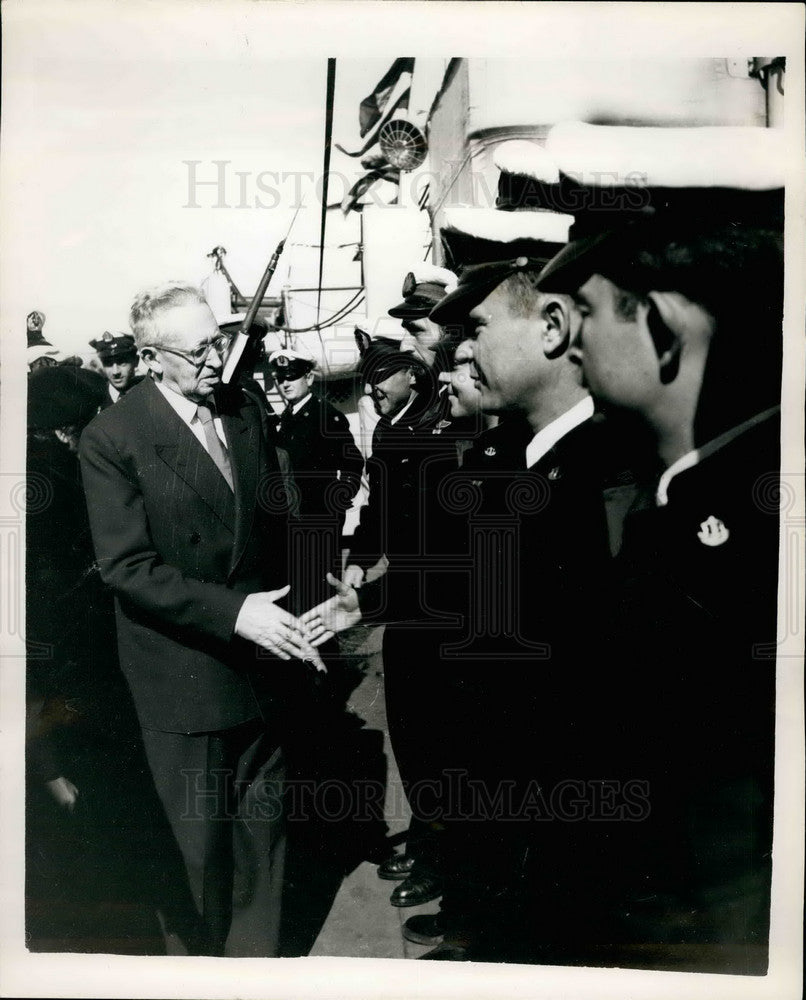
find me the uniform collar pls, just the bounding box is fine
[390,391,418,426]
[290,391,313,416]
[525,395,594,469]
[108,384,121,403]
[655,405,780,507]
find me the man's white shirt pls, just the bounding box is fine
[525,395,594,469]
[154,379,228,454]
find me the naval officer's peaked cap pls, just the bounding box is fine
[537,122,786,293]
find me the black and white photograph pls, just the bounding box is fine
[1,3,804,998]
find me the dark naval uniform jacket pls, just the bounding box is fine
[349,389,457,580]
[601,407,780,968]
[276,392,362,526]
[79,376,292,735]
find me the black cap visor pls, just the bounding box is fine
[429,254,561,326]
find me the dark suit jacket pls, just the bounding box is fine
[79,377,291,734]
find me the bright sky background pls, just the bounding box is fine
[1,5,406,355]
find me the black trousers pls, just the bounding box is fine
[382,625,468,874]
[141,719,286,956]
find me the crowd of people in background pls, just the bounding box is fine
[26,122,784,974]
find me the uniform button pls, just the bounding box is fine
[190,532,201,544]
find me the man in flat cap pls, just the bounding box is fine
[89,331,143,408]
[537,121,786,973]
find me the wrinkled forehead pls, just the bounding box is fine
[153,300,218,348]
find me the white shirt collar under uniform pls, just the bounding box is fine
[108,384,121,403]
[291,392,313,416]
[655,405,780,507]
[390,391,417,426]
[525,395,594,469]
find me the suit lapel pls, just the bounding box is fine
[145,380,236,530]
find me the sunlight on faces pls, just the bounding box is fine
[276,371,314,404]
[102,354,138,390]
[572,274,661,413]
[467,283,546,415]
[400,316,441,368]
[368,367,414,418]
[142,301,223,403]
[440,339,482,419]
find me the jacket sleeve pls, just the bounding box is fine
[327,408,364,502]
[345,446,385,570]
[79,420,246,642]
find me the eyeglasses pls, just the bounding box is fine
[153,334,231,368]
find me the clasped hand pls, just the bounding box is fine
[235,585,328,671]
[300,572,362,640]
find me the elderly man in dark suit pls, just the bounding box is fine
[79,281,320,957]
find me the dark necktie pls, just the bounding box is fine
[196,403,234,491]
[279,405,294,434]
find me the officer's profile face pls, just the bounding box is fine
[442,339,481,419]
[143,301,223,403]
[369,368,413,418]
[400,316,440,368]
[570,274,659,411]
[102,353,138,390]
[467,283,544,415]
[276,371,313,404]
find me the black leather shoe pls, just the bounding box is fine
[389,872,443,907]
[403,913,445,945]
[419,943,471,961]
[377,853,416,881]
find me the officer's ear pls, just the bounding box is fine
[305,371,315,387]
[540,295,572,360]
[646,291,713,386]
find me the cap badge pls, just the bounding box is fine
[697,515,729,547]
[402,272,417,297]
[548,466,561,481]
[484,446,497,457]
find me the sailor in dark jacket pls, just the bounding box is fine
[537,121,785,973]
[269,347,363,545]
[89,332,143,408]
